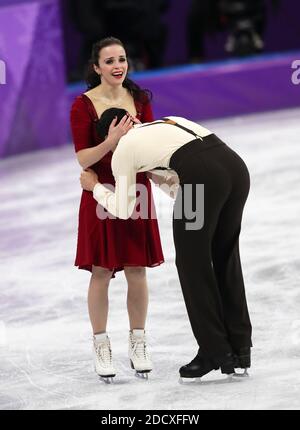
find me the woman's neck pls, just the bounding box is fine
[94,81,126,100]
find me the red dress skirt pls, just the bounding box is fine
[70,94,164,276]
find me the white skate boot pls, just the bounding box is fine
[93,333,116,383]
[129,329,152,379]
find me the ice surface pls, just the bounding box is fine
[0,108,300,410]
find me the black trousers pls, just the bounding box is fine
[169,135,252,359]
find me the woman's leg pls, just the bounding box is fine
[88,265,113,334]
[124,266,148,330]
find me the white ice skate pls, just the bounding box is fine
[93,333,116,383]
[129,329,152,379]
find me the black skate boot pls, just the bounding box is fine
[179,352,218,379]
[179,350,235,380]
[233,347,251,377]
[233,347,251,368]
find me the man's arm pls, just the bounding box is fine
[91,144,137,219]
[147,169,180,199]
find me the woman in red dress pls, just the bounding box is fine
[70,37,164,379]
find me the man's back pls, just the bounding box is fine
[117,116,213,173]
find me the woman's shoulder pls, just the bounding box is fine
[83,88,96,98]
[71,93,96,119]
[134,90,151,105]
[134,92,153,122]
[134,91,151,108]
[70,94,95,123]
[71,94,88,109]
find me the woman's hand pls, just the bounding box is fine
[80,168,99,191]
[130,115,141,124]
[107,115,133,150]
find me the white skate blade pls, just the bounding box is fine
[232,368,249,378]
[99,375,115,384]
[179,374,246,385]
[179,377,201,384]
[135,371,150,380]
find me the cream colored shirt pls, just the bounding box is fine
[93,116,213,219]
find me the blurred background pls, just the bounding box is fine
[63,0,295,79]
[0,0,299,157]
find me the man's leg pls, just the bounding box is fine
[212,154,252,351]
[172,175,233,358]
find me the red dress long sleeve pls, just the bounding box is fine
[70,94,164,276]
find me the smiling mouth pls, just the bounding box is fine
[112,72,123,78]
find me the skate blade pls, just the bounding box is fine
[179,374,246,385]
[98,375,115,384]
[135,371,150,380]
[179,377,201,384]
[99,376,115,384]
[231,368,249,378]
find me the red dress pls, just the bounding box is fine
[70,94,164,276]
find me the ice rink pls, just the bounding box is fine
[1,108,300,410]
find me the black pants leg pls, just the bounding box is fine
[170,136,252,359]
[211,154,252,351]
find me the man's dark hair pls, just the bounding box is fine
[96,107,128,140]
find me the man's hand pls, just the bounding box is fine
[147,170,179,199]
[80,168,99,191]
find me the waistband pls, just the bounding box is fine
[169,134,225,170]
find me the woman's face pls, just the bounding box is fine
[95,44,128,86]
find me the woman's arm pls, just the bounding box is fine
[71,97,110,169]
[71,98,132,169]
[76,136,116,170]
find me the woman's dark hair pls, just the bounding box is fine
[85,37,152,104]
[96,107,128,140]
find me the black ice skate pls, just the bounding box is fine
[233,346,251,377]
[179,351,238,383]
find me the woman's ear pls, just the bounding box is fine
[93,64,100,75]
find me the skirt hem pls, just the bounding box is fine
[75,259,165,278]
